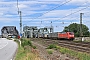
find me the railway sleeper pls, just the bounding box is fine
[65,46,90,53]
[59,45,90,53]
[58,44,90,53]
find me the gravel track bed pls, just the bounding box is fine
[33,38,90,53]
[30,38,79,60]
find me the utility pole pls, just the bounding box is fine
[17,0,22,37]
[80,13,84,41]
[19,11,22,37]
[50,21,53,38]
[50,21,52,33]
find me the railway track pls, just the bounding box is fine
[31,38,90,53]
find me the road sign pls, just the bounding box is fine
[20,34,22,38]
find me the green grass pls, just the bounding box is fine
[47,44,57,49]
[32,45,37,49]
[47,44,90,60]
[15,38,42,60]
[83,40,90,42]
[15,45,41,60]
[56,46,90,60]
[15,46,26,60]
[47,49,53,54]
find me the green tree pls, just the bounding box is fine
[63,23,89,37]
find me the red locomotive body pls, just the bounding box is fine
[48,32,74,40]
[58,32,74,40]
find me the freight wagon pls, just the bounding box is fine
[48,32,60,39]
[38,33,48,38]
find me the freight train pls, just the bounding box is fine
[38,32,75,40]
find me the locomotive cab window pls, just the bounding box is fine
[69,32,74,35]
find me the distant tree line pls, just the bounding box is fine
[63,23,90,37]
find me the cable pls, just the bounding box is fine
[22,0,72,24]
[37,1,90,23]
[23,0,72,21]
[33,0,63,2]
[23,1,89,21]
[21,0,90,28]
[53,5,90,22]
[38,0,72,18]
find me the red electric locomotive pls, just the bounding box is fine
[58,32,74,40]
[48,32,74,40]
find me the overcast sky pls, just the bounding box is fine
[0,0,90,34]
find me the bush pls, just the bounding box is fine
[47,49,53,54]
[47,44,56,49]
[7,37,12,40]
[32,46,36,49]
[28,40,33,46]
[14,39,20,45]
[21,39,32,47]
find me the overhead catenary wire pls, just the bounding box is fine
[39,0,72,17]
[38,1,90,23]
[24,0,72,21]
[33,0,64,2]
[18,0,90,28]
[52,1,90,22]
[53,5,90,22]
[23,3,90,23]
[22,0,72,23]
